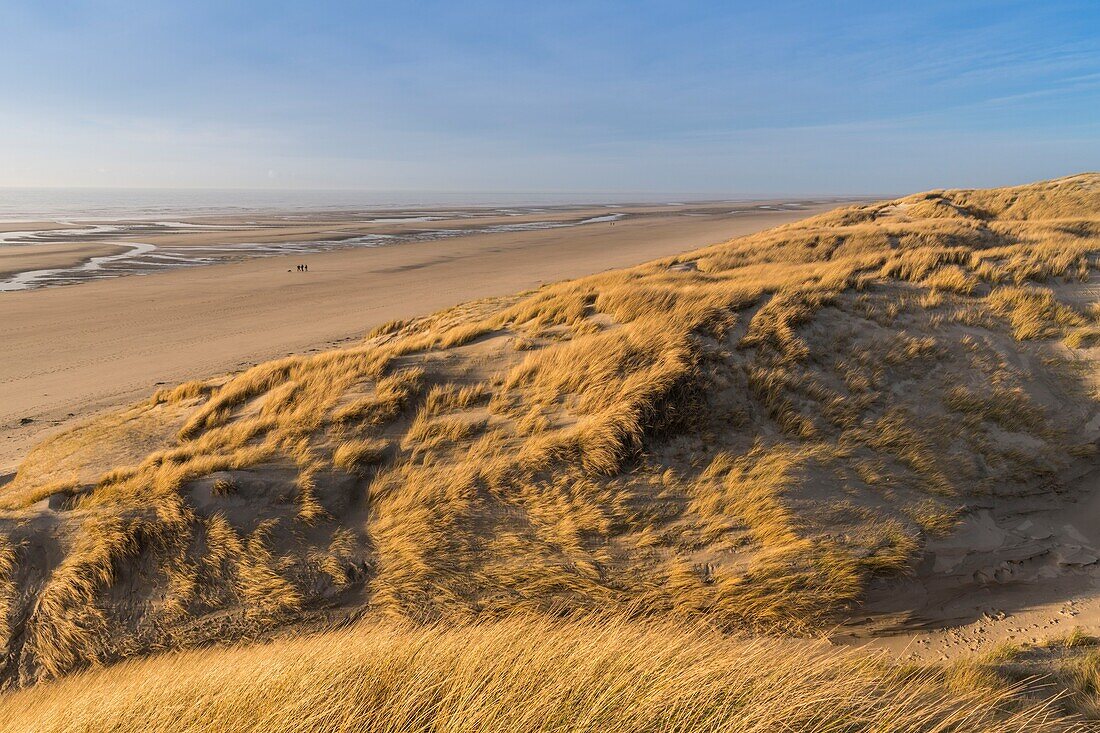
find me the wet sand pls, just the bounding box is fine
[0,201,837,291]
[0,242,129,279]
[0,203,840,470]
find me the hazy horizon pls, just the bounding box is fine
[0,186,874,223]
[1,1,1097,194]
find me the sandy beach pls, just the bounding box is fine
[0,202,836,471]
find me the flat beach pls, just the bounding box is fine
[0,201,837,471]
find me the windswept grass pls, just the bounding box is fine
[332,438,390,475]
[0,618,1077,733]
[987,286,1087,341]
[0,173,1098,687]
[945,385,1049,433]
[923,264,981,295]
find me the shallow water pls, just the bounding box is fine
[0,214,629,291]
[0,192,815,291]
[0,242,157,292]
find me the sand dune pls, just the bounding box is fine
[0,204,830,472]
[1,176,1100,728]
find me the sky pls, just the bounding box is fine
[0,0,1097,195]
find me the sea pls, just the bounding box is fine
[0,187,735,222]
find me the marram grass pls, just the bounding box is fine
[0,618,1076,733]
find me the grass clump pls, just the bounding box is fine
[333,438,390,474]
[987,286,1085,341]
[210,477,238,496]
[944,385,1048,433]
[922,264,981,295]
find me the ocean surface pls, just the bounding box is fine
[0,187,742,222]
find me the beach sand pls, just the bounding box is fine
[0,203,833,471]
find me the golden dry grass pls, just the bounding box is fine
[332,438,390,475]
[0,617,1078,733]
[0,173,1097,692]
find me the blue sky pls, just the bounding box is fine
[0,1,1097,194]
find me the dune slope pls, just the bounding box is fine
[0,174,1099,693]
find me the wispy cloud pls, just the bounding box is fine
[0,0,1096,191]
